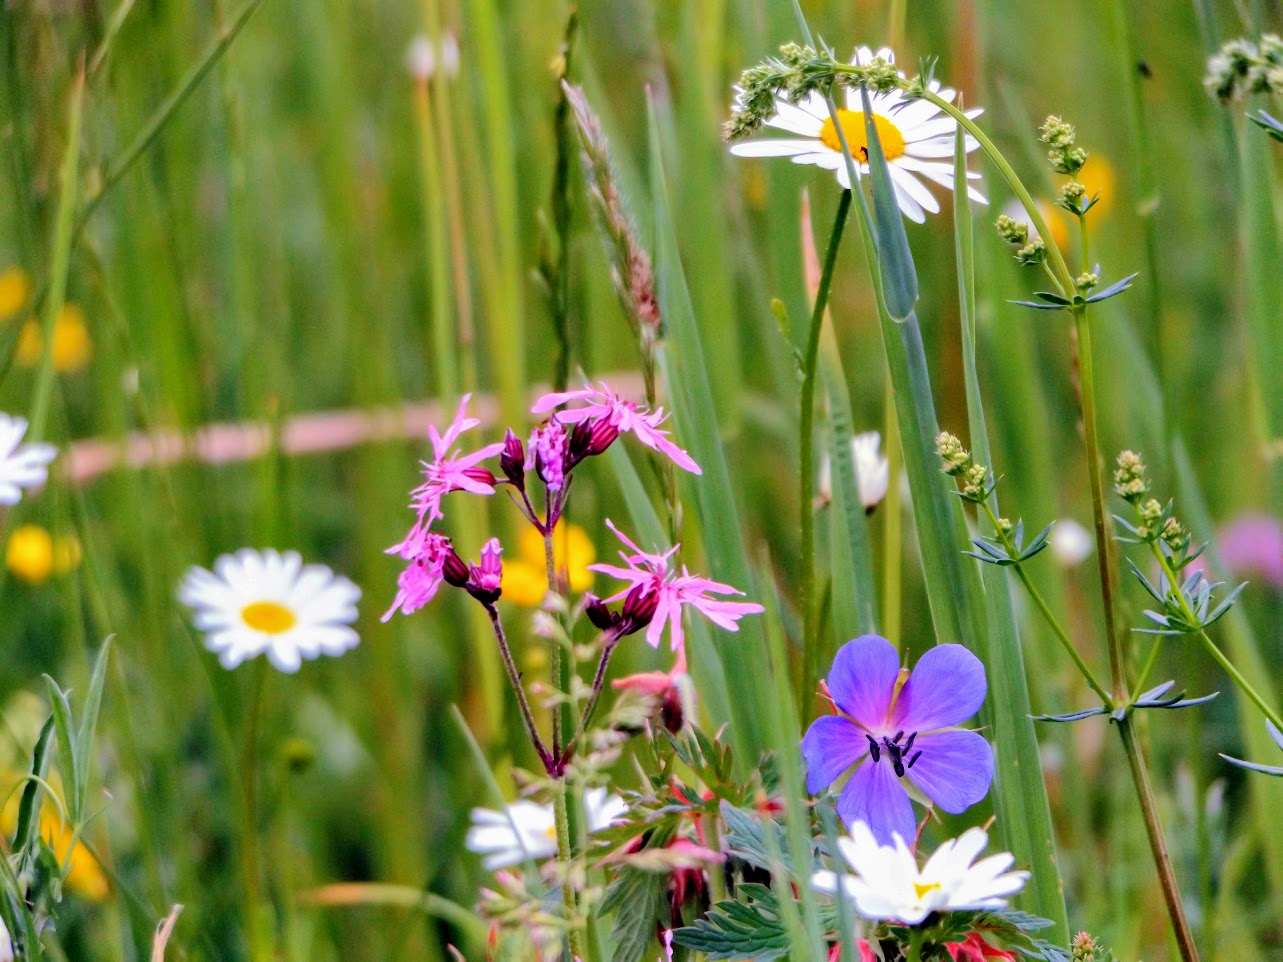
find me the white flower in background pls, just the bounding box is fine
[0,414,56,506]
[406,30,460,82]
[851,431,890,511]
[0,915,11,962]
[818,431,890,513]
[729,46,985,223]
[1050,518,1094,566]
[179,549,361,673]
[811,822,1028,924]
[466,788,627,870]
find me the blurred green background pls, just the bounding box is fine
[2,0,1282,957]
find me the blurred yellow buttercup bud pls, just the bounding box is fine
[0,267,30,320]
[6,525,82,585]
[17,303,92,372]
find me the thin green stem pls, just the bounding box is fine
[882,376,902,646]
[1117,717,1201,961]
[558,632,621,766]
[482,603,553,770]
[1130,636,1165,703]
[553,783,587,962]
[30,65,84,443]
[979,504,1113,705]
[241,661,269,962]
[798,189,851,720]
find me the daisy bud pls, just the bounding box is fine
[500,429,526,491]
[441,545,470,588]
[467,538,503,604]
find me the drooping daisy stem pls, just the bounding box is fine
[798,188,852,719]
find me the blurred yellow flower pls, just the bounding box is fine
[17,304,92,372]
[501,524,595,607]
[0,268,30,320]
[0,782,109,901]
[1070,154,1116,221]
[6,525,82,585]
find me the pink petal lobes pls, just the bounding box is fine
[826,635,900,727]
[837,756,917,847]
[904,729,994,814]
[801,714,865,793]
[891,643,986,732]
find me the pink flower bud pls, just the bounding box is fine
[500,429,526,490]
[466,538,503,603]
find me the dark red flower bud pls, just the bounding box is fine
[441,546,470,588]
[620,584,660,634]
[584,593,619,632]
[462,466,499,488]
[500,429,525,490]
[567,417,621,469]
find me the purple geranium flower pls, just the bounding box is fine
[802,635,994,846]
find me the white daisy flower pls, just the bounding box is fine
[811,821,1028,924]
[1050,518,1094,566]
[466,787,627,870]
[178,548,361,673]
[818,431,891,512]
[0,413,56,506]
[730,46,986,223]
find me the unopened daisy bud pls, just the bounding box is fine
[619,584,661,636]
[584,593,619,633]
[995,214,1029,246]
[1113,450,1148,502]
[935,432,971,475]
[500,429,526,490]
[1015,239,1047,266]
[1071,932,1098,962]
[1076,272,1099,292]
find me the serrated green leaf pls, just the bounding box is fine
[601,823,675,962]
[671,886,791,960]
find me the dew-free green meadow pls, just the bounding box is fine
[3,0,1283,959]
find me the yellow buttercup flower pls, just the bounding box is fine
[501,524,595,607]
[0,781,109,901]
[0,267,30,320]
[1071,154,1116,221]
[17,303,92,372]
[6,525,82,585]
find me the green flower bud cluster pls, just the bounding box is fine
[1113,450,1147,503]
[1016,239,1047,266]
[1076,272,1099,292]
[995,213,1047,266]
[1039,114,1087,175]
[1204,34,1283,102]
[936,432,994,502]
[724,43,904,142]
[1071,932,1098,962]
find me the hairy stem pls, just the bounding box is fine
[553,782,587,962]
[798,189,851,719]
[558,631,622,766]
[482,603,552,770]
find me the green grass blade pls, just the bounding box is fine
[75,636,113,821]
[14,717,55,860]
[42,675,80,825]
[859,86,917,320]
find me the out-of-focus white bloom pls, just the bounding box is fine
[178,549,361,673]
[0,414,56,506]
[466,788,627,870]
[811,821,1028,924]
[406,31,460,82]
[1050,518,1094,566]
[0,915,12,962]
[818,431,890,513]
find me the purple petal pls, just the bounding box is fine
[801,715,863,793]
[837,758,917,846]
[891,644,986,731]
[828,635,900,727]
[905,729,994,814]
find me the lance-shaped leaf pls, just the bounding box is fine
[1251,109,1283,142]
[860,85,917,320]
[1222,720,1283,775]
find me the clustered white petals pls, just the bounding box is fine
[0,413,57,506]
[812,821,1029,925]
[179,548,361,673]
[466,788,627,870]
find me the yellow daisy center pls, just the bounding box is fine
[819,109,905,161]
[544,824,558,840]
[241,601,297,634]
[913,881,942,900]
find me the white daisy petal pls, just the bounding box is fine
[178,548,362,673]
[0,413,56,506]
[891,166,940,216]
[730,139,824,157]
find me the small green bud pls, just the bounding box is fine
[1051,145,1088,175]
[1061,180,1088,207]
[1161,517,1185,550]
[864,58,900,92]
[1139,498,1163,526]
[996,517,1014,537]
[1113,450,1148,502]
[961,462,989,497]
[936,432,971,475]
[1015,239,1047,266]
[995,214,1029,246]
[1076,272,1099,292]
[1039,115,1076,150]
[1071,932,1098,962]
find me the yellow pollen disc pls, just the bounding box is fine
[819,109,906,161]
[913,881,941,900]
[241,601,297,634]
[544,825,558,840]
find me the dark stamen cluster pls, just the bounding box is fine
[866,730,922,777]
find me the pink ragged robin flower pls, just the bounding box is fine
[531,383,701,475]
[382,532,467,621]
[589,520,763,653]
[390,395,504,558]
